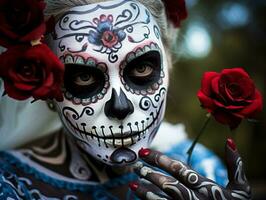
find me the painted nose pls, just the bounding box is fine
[104,88,134,120]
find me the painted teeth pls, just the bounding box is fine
[116,138,132,146]
[105,137,136,147]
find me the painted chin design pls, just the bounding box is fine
[63,99,164,149]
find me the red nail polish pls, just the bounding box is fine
[129,182,139,191]
[227,138,236,151]
[139,148,151,157]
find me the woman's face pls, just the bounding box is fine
[52,0,169,166]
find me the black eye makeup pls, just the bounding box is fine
[123,51,161,90]
[64,64,105,99]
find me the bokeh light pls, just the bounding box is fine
[184,23,212,58]
[218,2,250,29]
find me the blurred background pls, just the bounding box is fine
[164,0,266,199]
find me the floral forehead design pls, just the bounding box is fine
[54,0,158,64]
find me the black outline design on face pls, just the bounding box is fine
[55,1,153,63]
[139,88,166,111]
[153,25,160,39]
[119,42,165,95]
[63,106,94,120]
[62,87,166,153]
[60,54,110,105]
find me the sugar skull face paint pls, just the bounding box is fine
[51,0,169,166]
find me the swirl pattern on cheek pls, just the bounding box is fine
[139,88,166,111]
[63,106,95,120]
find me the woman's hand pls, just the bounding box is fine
[129,138,251,200]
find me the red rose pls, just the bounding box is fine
[197,68,263,129]
[163,0,188,27]
[0,44,64,101]
[0,0,46,46]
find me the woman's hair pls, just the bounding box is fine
[44,0,177,67]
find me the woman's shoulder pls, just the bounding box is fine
[0,95,62,150]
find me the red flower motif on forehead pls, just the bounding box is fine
[88,14,126,51]
[163,0,188,27]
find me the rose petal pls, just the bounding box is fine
[211,76,220,94]
[20,23,46,42]
[238,90,263,118]
[0,44,64,101]
[8,68,40,83]
[219,71,255,102]
[213,99,245,111]
[44,73,54,87]
[0,0,46,43]
[201,71,219,96]
[197,90,216,111]
[163,0,187,27]
[33,85,51,97]
[4,81,31,100]
[212,109,242,129]
[221,67,250,78]
[13,82,36,91]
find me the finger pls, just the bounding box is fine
[138,148,209,188]
[133,162,202,199]
[225,138,248,185]
[225,138,251,197]
[129,181,168,200]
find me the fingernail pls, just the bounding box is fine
[139,148,151,157]
[227,138,236,151]
[129,182,139,191]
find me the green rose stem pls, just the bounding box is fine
[186,113,211,165]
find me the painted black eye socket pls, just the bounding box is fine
[64,64,105,99]
[123,51,161,90]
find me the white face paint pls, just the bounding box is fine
[52,0,169,166]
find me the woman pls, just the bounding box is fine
[0,0,251,199]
